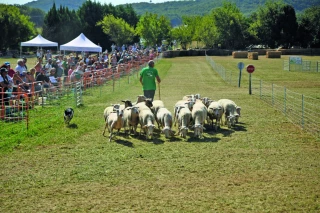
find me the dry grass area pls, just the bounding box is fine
[0,56,319,212]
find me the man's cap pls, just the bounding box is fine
[4,62,10,66]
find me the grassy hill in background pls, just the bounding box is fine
[24,0,319,26]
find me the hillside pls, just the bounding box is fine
[24,0,319,26]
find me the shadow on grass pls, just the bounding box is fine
[115,139,134,147]
[67,123,78,129]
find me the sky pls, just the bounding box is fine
[0,0,171,6]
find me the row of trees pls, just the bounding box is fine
[0,1,319,52]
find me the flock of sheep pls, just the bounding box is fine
[102,94,241,142]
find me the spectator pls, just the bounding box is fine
[0,68,14,105]
[36,49,41,58]
[48,68,59,87]
[34,57,43,76]
[44,58,53,76]
[45,50,52,61]
[3,62,15,78]
[36,68,50,89]
[22,57,28,70]
[15,59,27,75]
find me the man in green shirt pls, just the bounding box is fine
[139,60,161,101]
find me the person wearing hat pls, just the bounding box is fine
[0,67,13,105]
[2,62,15,78]
[139,60,161,102]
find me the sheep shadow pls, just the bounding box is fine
[115,139,134,147]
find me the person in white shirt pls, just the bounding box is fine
[44,58,53,76]
[15,59,27,75]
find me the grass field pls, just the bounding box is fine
[0,56,320,212]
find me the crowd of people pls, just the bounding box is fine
[0,43,160,107]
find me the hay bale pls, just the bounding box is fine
[232,51,248,58]
[248,52,258,60]
[266,51,281,58]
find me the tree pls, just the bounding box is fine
[43,3,82,45]
[210,2,248,49]
[0,4,36,51]
[136,12,171,47]
[97,14,135,46]
[198,15,218,48]
[297,6,320,48]
[249,1,298,48]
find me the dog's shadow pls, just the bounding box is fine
[67,123,78,129]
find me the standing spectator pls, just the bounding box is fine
[45,50,52,61]
[139,60,161,101]
[111,43,116,53]
[36,49,41,58]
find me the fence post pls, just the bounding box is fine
[272,83,274,106]
[284,87,286,115]
[260,80,262,99]
[301,94,304,129]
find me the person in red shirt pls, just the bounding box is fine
[3,62,15,78]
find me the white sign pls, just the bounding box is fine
[289,56,302,65]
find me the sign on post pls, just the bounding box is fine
[237,62,245,87]
[246,64,255,95]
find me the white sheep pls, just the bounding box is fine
[103,108,124,142]
[152,100,165,127]
[191,100,208,138]
[182,93,201,100]
[173,98,195,127]
[103,104,120,122]
[218,99,239,128]
[139,108,155,140]
[207,101,224,131]
[176,105,192,139]
[123,106,140,135]
[156,107,173,138]
[135,98,153,111]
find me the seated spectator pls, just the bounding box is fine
[15,59,27,75]
[48,68,59,87]
[36,68,50,89]
[2,62,15,78]
[0,68,14,105]
[44,58,53,76]
[34,57,43,76]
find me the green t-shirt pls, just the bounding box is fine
[140,66,159,90]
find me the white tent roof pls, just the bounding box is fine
[60,33,102,52]
[21,34,58,47]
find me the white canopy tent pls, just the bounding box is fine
[60,33,102,52]
[20,34,58,57]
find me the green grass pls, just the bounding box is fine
[0,56,319,212]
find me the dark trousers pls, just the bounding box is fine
[143,90,155,102]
